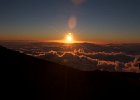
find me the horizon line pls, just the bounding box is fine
[0,39,140,45]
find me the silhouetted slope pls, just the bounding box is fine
[0,46,140,100]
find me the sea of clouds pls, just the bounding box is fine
[1,42,140,73]
[41,48,140,72]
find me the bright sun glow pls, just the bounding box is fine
[65,33,74,43]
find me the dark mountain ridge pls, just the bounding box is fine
[0,45,140,100]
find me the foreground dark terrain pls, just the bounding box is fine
[0,45,140,100]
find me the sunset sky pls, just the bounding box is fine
[0,0,140,43]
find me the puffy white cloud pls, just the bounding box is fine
[124,64,140,73]
[124,57,140,73]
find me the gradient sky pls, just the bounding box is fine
[0,0,140,43]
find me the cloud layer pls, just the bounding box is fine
[39,49,140,72]
[2,42,140,73]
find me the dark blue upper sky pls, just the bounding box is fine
[0,0,140,43]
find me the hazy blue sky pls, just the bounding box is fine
[0,0,140,43]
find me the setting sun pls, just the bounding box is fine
[65,33,74,43]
